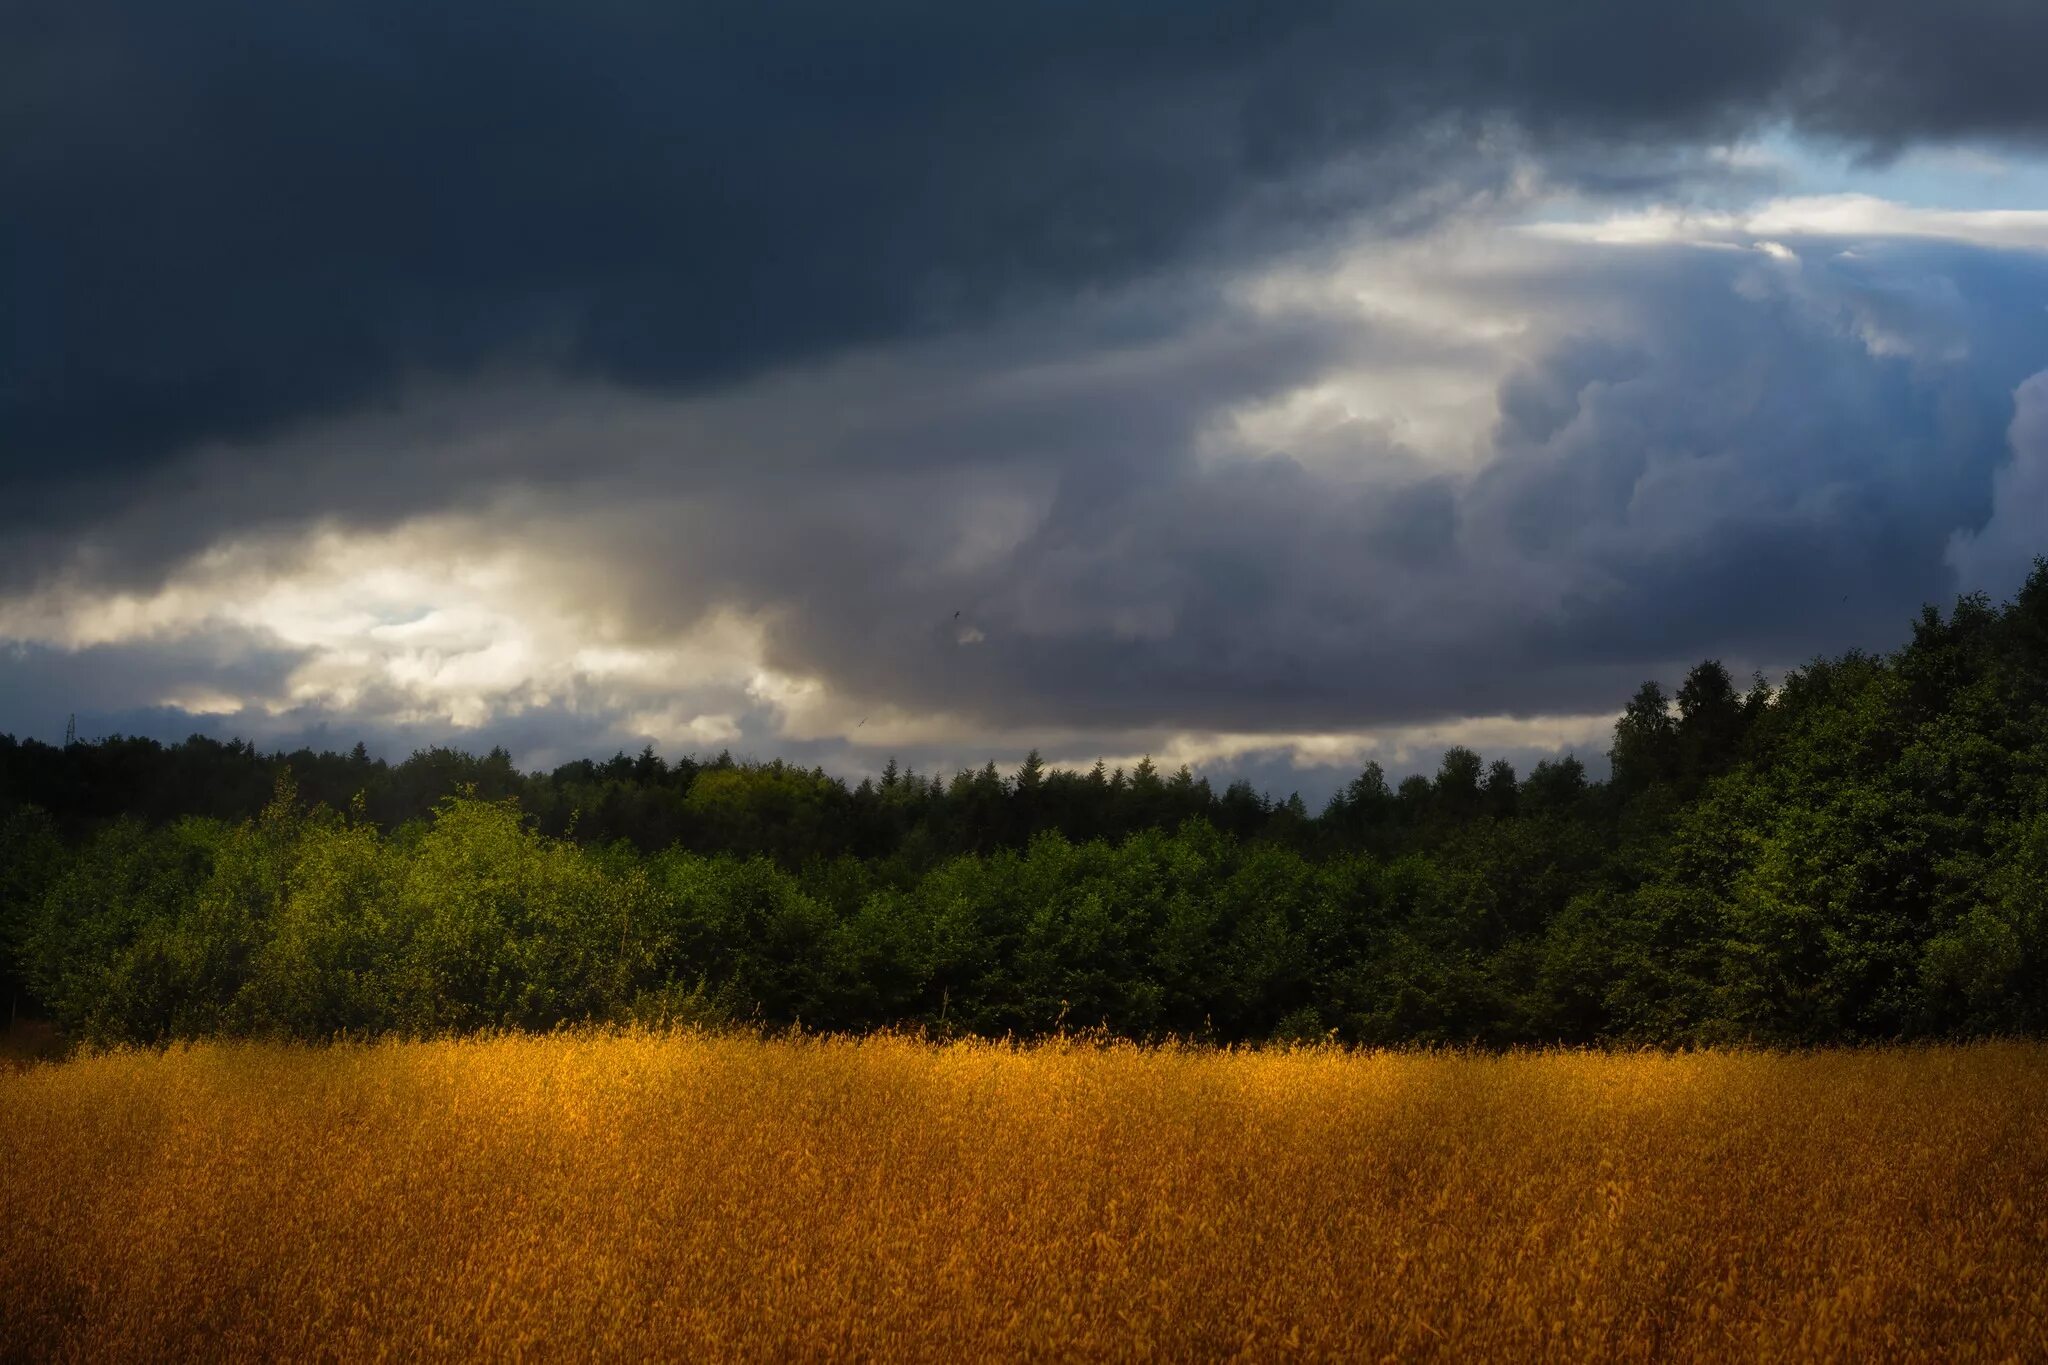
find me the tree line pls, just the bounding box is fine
[4,563,2045,1046]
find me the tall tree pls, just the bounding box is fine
[1610,680,1678,795]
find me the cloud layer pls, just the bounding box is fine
[15,2,2048,499]
[7,3,2048,794]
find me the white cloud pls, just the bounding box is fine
[1949,369,2048,596]
[1525,194,2048,254]
[0,521,813,735]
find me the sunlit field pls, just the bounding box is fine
[4,1035,2044,1361]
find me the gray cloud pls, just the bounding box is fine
[13,0,2048,530]
[589,238,2048,733]
[0,633,308,732]
[10,3,2048,785]
[22,228,2037,757]
[1950,370,2048,595]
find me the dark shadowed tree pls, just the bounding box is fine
[1482,759,1519,819]
[1675,660,1746,794]
[1610,681,1678,796]
[1522,755,1589,814]
[1435,747,1485,823]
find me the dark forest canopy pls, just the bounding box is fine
[4,563,2046,1047]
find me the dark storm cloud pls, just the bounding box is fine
[9,220,2046,756]
[12,0,2048,532]
[11,0,2048,777]
[646,237,2048,732]
[0,634,308,733]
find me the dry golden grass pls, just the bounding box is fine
[3,1035,2045,1362]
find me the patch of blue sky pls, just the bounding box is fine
[1740,128,2048,211]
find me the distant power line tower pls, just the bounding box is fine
[64,713,76,748]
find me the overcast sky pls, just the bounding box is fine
[7,1,2048,800]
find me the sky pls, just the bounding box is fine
[6,1,2048,803]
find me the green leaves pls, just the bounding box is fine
[9,571,2048,1046]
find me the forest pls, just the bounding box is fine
[4,562,2045,1048]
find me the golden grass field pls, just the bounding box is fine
[4,1034,2045,1362]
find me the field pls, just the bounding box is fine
[4,1036,2045,1361]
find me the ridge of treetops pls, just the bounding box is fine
[2,562,2044,1045]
